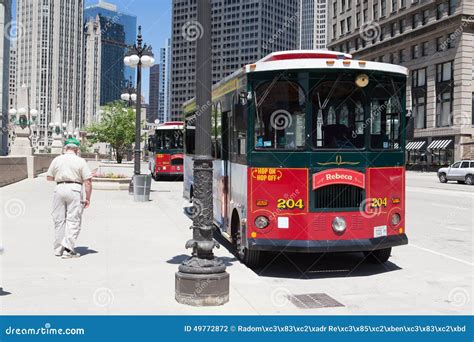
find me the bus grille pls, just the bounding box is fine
[314,184,364,210]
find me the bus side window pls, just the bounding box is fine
[234,101,247,156]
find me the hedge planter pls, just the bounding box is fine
[92,177,132,191]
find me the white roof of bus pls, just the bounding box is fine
[155,124,183,130]
[247,50,408,76]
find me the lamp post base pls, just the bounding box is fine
[175,270,229,306]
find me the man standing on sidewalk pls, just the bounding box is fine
[46,138,93,259]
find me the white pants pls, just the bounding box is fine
[51,184,83,254]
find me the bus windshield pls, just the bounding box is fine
[252,73,404,151]
[154,129,184,151]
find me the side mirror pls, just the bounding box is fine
[406,110,415,141]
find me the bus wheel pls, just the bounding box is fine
[363,248,392,264]
[232,213,261,268]
[438,173,448,183]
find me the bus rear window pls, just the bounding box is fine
[254,81,306,150]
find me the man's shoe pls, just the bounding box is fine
[55,247,65,257]
[62,249,81,259]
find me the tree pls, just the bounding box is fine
[86,101,136,164]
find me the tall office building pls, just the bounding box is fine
[8,44,16,109]
[0,0,11,155]
[84,1,137,85]
[170,0,299,120]
[158,38,172,123]
[148,64,160,123]
[299,0,328,50]
[16,0,84,146]
[328,0,474,167]
[84,17,102,126]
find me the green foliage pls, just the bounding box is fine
[86,101,136,163]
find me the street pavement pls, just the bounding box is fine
[0,169,472,315]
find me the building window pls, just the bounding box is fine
[400,0,406,8]
[447,32,456,48]
[422,41,429,56]
[449,0,457,15]
[389,53,395,64]
[342,0,346,12]
[373,3,378,19]
[392,0,398,12]
[436,36,444,51]
[347,16,352,32]
[399,18,406,33]
[340,20,346,35]
[390,22,396,37]
[333,1,337,17]
[436,61,454,127]
[356,12,361,27]
[348,0,352,9]
[333,24,337,39]
[412,13,421,29]
[412,67,427,129]
[363,8,368,22]
[411,44,419,59]
[472,93,474,126]
[399,49,405,62]
[422,9,430,25]
[436,3,444,19]
[381,0,387,16]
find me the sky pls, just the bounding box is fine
[85,0,173,102]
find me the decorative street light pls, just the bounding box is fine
[124,26,154,178]
[175,0,229,306]
[49,105,67,154]
[9,84,39,156]
[121,77,137,108]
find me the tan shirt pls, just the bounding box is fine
[47,151,92,183]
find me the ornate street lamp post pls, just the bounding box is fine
[175,0,229,306]
[121,77,137,108]
[49,106,67,155]
[9,84,39,156]
[123,26,154,177]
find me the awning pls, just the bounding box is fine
[427,139,453,150]
[406,141,426,151]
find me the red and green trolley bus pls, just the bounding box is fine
[183,50,409,267]
[148,122,184,180]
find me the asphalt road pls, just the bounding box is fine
[0,171,472,315]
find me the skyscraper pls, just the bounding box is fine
[158,38,172,123]
[16,0,84,146]
[299,0,328,50]
[0,0,11,155]
[84,1,137,85]
[8,44,16,109]
[148,64,160,123]
[83,17,102,126]
[170,0,299,121]
[328,0,474,166]
[95,15,126,106]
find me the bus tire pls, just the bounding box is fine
[232,211,261,268]
[363,248,392,264]
[438,173,448,183]
[465,175,473,185]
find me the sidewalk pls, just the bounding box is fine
[0,169,471,315]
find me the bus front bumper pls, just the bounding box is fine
[248,234,408,253]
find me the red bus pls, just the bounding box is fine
[148,122,184,180]
[183,51,409,267]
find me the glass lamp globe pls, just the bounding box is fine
[130,94,138,102]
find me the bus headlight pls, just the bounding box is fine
[332,217,347,233]
[255,216,270,229]
[391,213,401,226]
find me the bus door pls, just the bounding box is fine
[218,110,231,232]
